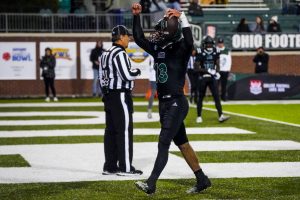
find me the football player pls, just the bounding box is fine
[194,36,230,123]
[132,3,211,195]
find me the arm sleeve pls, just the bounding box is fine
[133,15,154,55]
[113,52,139,81]
[179,12,193,49]
[53,56,56,68]
[89,50,93,62]
[253,55,258,63]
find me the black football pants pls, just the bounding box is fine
[103,91,134,172]
[197,76,223,117]
[147,95,189,187]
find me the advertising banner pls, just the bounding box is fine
[0,42,36,80]
[80,42,94,79]
[228,74,300,100]
[102,42,152,79]
[40,42,77,79]
[232,34,300,50]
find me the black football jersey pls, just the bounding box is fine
[195,47,219,75]
[133,15,193,96]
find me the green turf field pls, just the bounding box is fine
[205,104,300,124]
[0,98,299,199]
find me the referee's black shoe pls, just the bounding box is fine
[135,181,156,195]
[186,174,211,194]
[116,168,143,176]
[102,169,119,175]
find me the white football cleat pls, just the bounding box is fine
[219,114,230,123]
[53,97,59,102]
[45,97,50,102]
[196,116,203,123]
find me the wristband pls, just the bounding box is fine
[179,12,190,28]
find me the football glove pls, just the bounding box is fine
[207,68,216,75]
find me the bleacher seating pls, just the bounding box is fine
[180,0,269,12]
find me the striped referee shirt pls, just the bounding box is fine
[99,44,140,91]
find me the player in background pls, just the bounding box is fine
[186,47,198,104]
[194,36,230,123]
[216,38,231,101]
[147,55,157,119]
[132,2,211,195]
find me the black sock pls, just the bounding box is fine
[146,142,170,188]
[194,168,205,181]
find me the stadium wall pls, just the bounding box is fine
[0,34,299,98]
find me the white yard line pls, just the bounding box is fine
[0,111,159,125]
[201,106,300,128]
[0,100,299,107]
[0,127,255,138]
[0,142,299,183]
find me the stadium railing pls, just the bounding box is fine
[0,13,161,33]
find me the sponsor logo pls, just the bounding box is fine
[263,83,290,92]
[126,43,149,63]
[5,48,33,62]
[52,48,72,60]
[2,52,10,61]
[250,80,262,95]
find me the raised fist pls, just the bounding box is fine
[132,3,142,15]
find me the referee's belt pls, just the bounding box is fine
[108,89,131,93]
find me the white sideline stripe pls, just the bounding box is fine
[0,100,300,107]
[202,107,300,128]
[0,111,159,126]
[0,127,255,138]
[0,142,299,183]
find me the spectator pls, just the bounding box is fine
[40,48,57,102]
[140,0,151,28]
[188,0,203,16]
[167,0,181,10]
[267,16,282,33]
[90,41,104,97]
[253,16,265,33]
[236,18,251,33]
[216,0,228,4]
[253,47,269,74]
[217,38,231,101]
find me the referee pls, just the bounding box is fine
[99,25,143,176]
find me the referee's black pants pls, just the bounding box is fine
[103,90,134,172]
[197,76,223,117]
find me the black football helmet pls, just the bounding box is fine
[150,16,182,47]
[202,36,215,52]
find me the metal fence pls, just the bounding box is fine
[0,13,164,33]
